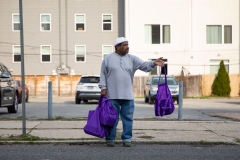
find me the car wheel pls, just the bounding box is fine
[18,92,22,104]
[25,93,29,102]
[83,99,88,103]
[149,97,153,104]
[75,98,81,104]
[8,94,18,113]
[144,92,149,103]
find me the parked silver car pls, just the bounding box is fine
[144,75,179,104]
[75,75,101,104]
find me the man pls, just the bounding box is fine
[99,37,164,147]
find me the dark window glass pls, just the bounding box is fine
[42,55,50,62]
[14,55,21,62]
[14,24,20,30]
[42,24,50,30]
[76,56,85,61]
[152,25,160,44]
[76,24,84,30]
[152,77,178,85]
[80,77,100,83]
[103,24,111,30]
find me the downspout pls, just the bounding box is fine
[124,0,130,40]
[65,0,71,75]
[56,0,62,75]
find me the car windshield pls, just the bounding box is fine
[80,77,100,83]
[152,77,178,85]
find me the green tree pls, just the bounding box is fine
[212,60,231,96]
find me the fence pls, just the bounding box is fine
[13,74,240,98]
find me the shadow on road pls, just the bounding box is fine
[219,101,240,105]
[63,101,98,105]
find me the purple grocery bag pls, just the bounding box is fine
[154,66,175,116]
[83,108,108,138]
[99,96,117,126]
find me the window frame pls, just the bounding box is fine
[40,14,51,32]
[206,25,232,44]
[75,14,86,32]
[102,45,113,60]
[12,13,20,31]
[12,45,21,63]
[75,45,86,63]
[102,14,113,31]
[210,59,229,74]
[206,25,222,44]
[144,24,171,44]
[162,25,171,44]
[224,25,232,44]
[40,45,52,63]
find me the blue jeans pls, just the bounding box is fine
[106,99,134,143]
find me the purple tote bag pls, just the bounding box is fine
[99,96,117,126]
[154,66,175,117]
[83,107,108,138]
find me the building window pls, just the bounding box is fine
[162,25,170,43]
[40,14,51,31]
[75,45,86,62]
[75,14,85,31]
[102,14,112,31]
[145,24,171,44]
[13,45,21,62]
[224,25,232,44]
[145,25,160,44]
[207,25,232,44]
[210,60,229,74]
[12,14,20,31]
[206,25,222,44]
[102,45,113,59]
[41,45,51,63]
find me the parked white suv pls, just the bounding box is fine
[75,75,101,104]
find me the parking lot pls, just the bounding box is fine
[0,97,239,121]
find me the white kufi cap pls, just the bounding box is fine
[114,37,128,46]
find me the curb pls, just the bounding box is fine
[0,140,239,145]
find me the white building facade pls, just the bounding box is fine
[125,0,240,76]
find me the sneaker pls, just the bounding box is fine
[123,142,131,147]
[106,141,114,147]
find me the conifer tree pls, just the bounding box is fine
[212,60,231,96]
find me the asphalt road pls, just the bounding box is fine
[0,97,239,121]
[0,144,240,160]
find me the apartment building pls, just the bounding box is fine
[0,0,124,75]
[0,0,239,76]
[125,0,240,76]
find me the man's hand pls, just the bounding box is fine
[154,57,164,67]
[101,89,107,97]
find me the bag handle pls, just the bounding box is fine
[98,96,109,105]
[158,66,167,84]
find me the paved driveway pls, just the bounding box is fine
[0,97,239,121]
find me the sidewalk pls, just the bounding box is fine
[0,120,240,145]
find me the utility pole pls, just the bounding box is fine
[19,0,26,134]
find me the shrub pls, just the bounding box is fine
[212,60,231,96]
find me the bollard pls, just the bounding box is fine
[178,81,183,120]
[48,81,52,119]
